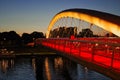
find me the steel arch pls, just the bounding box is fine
[46,9,120,38]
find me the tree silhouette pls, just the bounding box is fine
[78,28,93,37]
[0,31,45,47]
[9,31,22,45]
[21,33,33,44]
[0,31,22,47]
[50,27,77,38]
[31,31,45,39]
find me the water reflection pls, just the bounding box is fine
[44,57,51,80]
[34,56,111,80]
[32,58,36,75]
[0,56,112,80]
[0,59,14,73]
[54,57,63,69]
[0,57,36,80]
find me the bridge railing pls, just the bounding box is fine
[36,38,120,72]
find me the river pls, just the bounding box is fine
[0,54,112,80]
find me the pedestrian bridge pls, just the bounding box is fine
[36,38,120,80]
[37,8,120,80]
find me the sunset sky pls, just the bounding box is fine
[0,0,120,35]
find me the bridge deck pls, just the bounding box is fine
[36,38,120,79]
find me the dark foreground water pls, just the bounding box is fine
[0,55,112,80]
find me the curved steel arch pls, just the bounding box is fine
[46,8,120,38]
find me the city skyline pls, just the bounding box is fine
[0,0,120,35]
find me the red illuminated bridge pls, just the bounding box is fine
[36,38,120,79]
[36,9,120,80]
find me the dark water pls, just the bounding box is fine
[0,55,112,80]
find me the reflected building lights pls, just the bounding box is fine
[32,58,36,75]
[45,57,51,80]
[1,60,8,73]
[83,67,88,80]
[54,57,63,69]
[0,59,14,73]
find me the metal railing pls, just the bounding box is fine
[36,38,120,72]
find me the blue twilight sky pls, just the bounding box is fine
[0,0,120,35]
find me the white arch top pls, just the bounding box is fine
[46,9,120,38]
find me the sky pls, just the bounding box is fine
[0,0,120,35]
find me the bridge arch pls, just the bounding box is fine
[46,9,120,38]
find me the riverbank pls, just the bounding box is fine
[0,45,56,57]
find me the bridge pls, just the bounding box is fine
[36,9,120,80]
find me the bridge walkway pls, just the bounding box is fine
[36,38,120,80]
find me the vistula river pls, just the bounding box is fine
[0,54,112,80]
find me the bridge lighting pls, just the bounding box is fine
[38,37,120,79]
[115,47,120,49]
[47,9,120,38]
[70,35,75,39]
[95,43,98,46]
[89,48,92,51]
[105,44,108,47]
